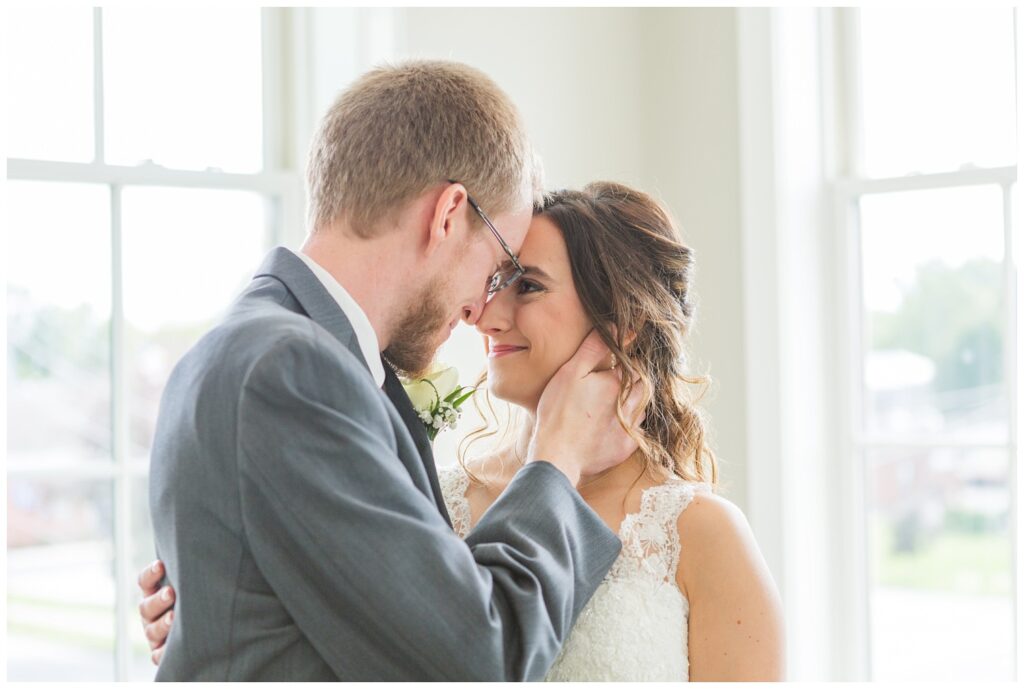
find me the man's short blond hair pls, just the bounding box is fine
[306,60,542,236]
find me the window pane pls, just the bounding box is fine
[859,8,1016,177]
[7,479,116,680]
[860,186,1007,442]
[7,181,112,468]
[7,7,94,162]
[103,8,263,172]
[121,187,269,459]
[866,448,1012,681]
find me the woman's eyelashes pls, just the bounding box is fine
[516,278,545,296]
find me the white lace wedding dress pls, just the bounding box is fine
[439,464,712,681]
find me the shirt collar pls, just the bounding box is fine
[290,248,386,388]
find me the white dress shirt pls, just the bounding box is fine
[290,248,386,388]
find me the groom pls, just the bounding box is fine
[144,61,641,680]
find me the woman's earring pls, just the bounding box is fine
[610,353,618,370]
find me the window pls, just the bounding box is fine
[833,7,1017,681]
[6,8,298,679]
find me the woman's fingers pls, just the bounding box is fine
[137,560,164,596]
[143,609,174,651]
[139,584,175,625]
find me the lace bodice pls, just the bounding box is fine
[438,464,712,681]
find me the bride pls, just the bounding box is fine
[138,181,785,681]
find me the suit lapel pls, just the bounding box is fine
[382,360,453,529]
[253,247,452,528]
[253,247,369,370]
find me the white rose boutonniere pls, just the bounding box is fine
[401,363,477,441]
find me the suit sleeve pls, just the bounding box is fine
[235,334,621,680]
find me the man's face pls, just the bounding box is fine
[384,201,533,377]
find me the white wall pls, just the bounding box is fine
[634,9,749,511]
[736,9,842,679]
[401,8,650,192]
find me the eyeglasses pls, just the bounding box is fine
[449,180,525,299]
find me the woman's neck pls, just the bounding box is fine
[505,414,663,497]
[576,450,660,498]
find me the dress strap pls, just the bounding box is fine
[618,480,713,583]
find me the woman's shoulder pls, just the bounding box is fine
[635,475,715,521]
[674,487,768,596]
[676,487,751,552]
[677,486,743,524]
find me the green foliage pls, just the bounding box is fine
[871,258,1004,394]
[8,290,110,380]
[872,515,1010,596]
[944,507,1004,534]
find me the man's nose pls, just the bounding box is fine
[461,290,488,326]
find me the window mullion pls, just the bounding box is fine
[93,7,104,164]
[7,158,294,193]
[837,8,865,178]
[1004,177,1021,681]
[1002,181,1017,457]
[831,44,870,668]
[855,439,1013,451]
[110,183,131,680]
[261,8,283,173]
[838,167,1017,196]
[832,182,872,679]
[6,463,123,480]
[1014,46,1022,683]
[849,187,872,679]
[261,8,289,247]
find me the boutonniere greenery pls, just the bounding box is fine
[401,363,477,441]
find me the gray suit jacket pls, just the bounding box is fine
[149,247,621,681]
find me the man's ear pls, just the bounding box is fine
[424,182,469,258]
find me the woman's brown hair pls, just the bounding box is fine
[460,181,717,488]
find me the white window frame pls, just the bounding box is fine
[831,8,1018,682]
[6,8,303,679]
[738,7,1019,680]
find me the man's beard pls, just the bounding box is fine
[383,273,453,379]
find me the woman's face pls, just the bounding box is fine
[475,214,593,411]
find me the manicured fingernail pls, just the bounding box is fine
[161,587,172,602]
[165,611,174,626]
[150,561,162,574]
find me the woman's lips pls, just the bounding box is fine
[489,345,528,358]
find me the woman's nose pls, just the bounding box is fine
[475,289,513,334]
